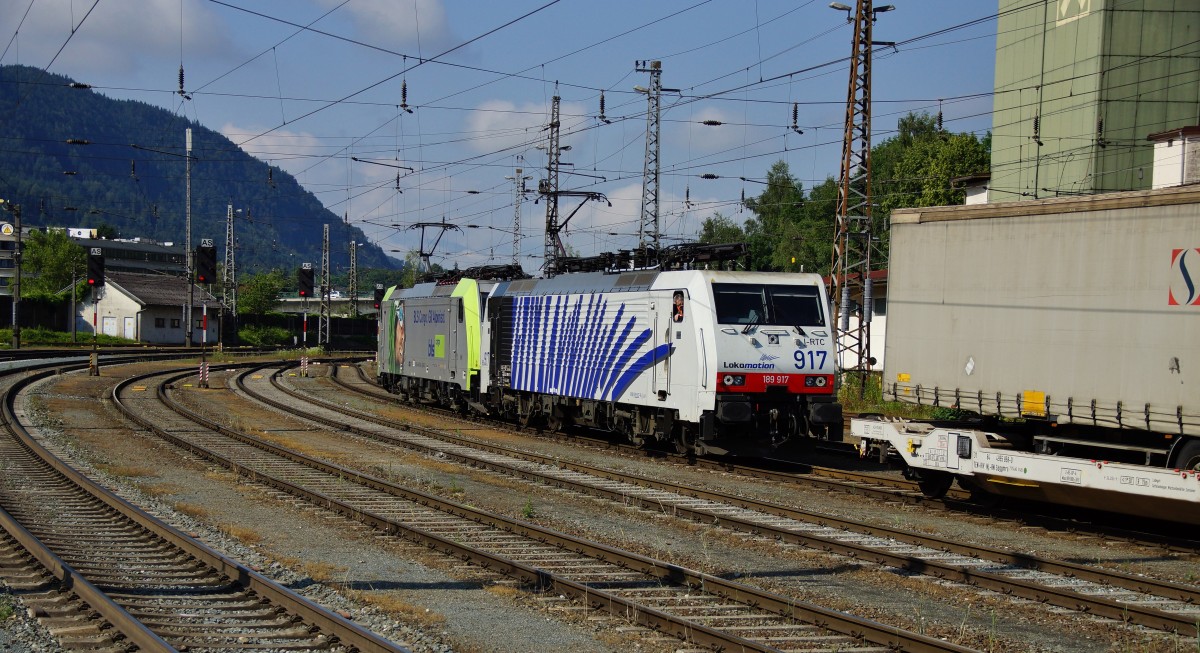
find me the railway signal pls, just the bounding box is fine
[373,284,384,310]
[87,248,104,287]
[298,264,314,298]
[195,242,217,284]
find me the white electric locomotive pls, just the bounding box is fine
[377,268,841,454]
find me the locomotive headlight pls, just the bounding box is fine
[815,376,827,387]
[805,376,829,387]
[723,374,745,386]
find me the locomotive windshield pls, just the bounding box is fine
[712,283,825,327]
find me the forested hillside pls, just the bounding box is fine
[0,64,399,273]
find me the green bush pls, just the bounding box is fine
[0,327,137,347]
[838,371,941,419]
[0,593,13,621]
[237,325,294,347]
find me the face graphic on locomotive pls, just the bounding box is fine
[393,304,405,367]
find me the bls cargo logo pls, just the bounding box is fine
[1056,0,1092,26]
[1169,248,1200,306]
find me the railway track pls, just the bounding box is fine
[338,361,1200,554]
[254,361,1200,637]
[119,363,978,653]
[0,361,411,653]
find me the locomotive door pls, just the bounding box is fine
[664,290,689,396]
[655,297,670,399]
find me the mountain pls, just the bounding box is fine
[0,64,401,274]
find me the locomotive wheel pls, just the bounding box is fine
[546,407,566,433]
[1177,440,1200,471]
[673,426,697,455]
[517,395,538,429]
[914,470,955,499]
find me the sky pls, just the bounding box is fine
[0,0,998,271]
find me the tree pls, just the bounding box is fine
[698,213,744,244]
[21,229,86,299]
[742,161,805,271]
[869,111,990,262]
[778,176,838,275]
[237,269,286,317]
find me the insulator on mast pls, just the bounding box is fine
[791,102,803,134]
[400,79,413,113]
[1096,117,1106,147]
[1033,115,1043,146]
[178,65,184,94]
[599,91,610,124]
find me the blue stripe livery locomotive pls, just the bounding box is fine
[377,269,841,454]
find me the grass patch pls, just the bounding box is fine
[838,372,949,419]
[219,523,263,544]
[141,483,182,498]
[347,591,446,626]
[171,502,212,520]
[203,470,239,484]
[485,584,523,600]
[299,560,347,583]
[0,593,14,621]
[0,327,138,348]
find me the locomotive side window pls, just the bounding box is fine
[713,283,825,327]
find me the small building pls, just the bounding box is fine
[1148,126,1200,189]
[77,271,222,345]
[951,173,991,206]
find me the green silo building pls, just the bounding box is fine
[990,0,1200,200]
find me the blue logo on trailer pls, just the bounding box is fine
[1170,248,1200,306]
[509,293,673,401]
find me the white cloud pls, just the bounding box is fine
[314,0,450,50]
[3,0,232,76]
[464,99,588,154]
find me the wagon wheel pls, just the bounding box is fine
[1176,440,1200,472]
[914,470,955,499]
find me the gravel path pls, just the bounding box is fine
[6,360,1198,653]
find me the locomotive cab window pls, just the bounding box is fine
[712,283,825,327]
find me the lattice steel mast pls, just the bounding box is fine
[505,157,531,268]
[318,223,330,344]
[222,203,236,314]
[348,240,358,318]
[830,0,892,389]
[541,95,563,276]
[636,60,664,266]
